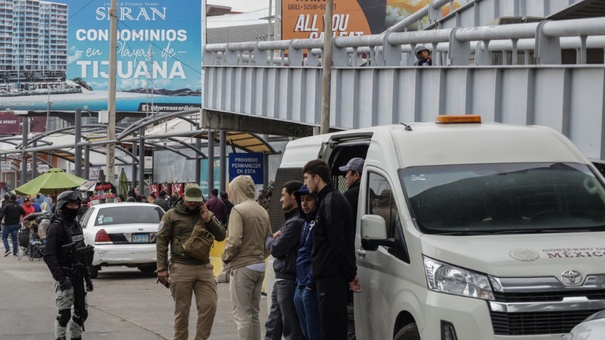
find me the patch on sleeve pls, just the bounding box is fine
[158,221,165,232]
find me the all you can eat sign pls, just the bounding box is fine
[229,153,264,185]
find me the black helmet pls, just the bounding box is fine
[56,191,81,212]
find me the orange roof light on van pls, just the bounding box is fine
[436,115,482,124]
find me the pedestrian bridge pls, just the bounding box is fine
[203,0,605,159]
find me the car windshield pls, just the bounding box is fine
[400,162,605,234]
[94,205,164,226]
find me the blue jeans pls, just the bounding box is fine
[2,224,19,254]
[294,286,322,340]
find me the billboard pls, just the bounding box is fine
[0,0,201,112]
[281,0,465,40]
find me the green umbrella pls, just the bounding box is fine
[118,168,129,197]
[15,168,88,196]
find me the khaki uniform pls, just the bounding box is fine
[156,199,226,340]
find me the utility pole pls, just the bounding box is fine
[106,0,117,187]
[268,0,272,40]
[320,0,333,134]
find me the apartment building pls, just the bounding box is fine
[0,0,68,85]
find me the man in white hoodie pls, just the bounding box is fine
[222,175,272,340]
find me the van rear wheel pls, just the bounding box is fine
[394,323,420,340]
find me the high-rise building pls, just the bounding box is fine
[0,0,68,84]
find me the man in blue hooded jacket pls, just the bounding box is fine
[293,184,321,340]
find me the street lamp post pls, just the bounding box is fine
[46,91,52,132]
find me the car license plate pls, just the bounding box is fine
[132,233,149,243]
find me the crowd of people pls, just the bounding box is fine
[155,157,363,340]
[0,193,54,257]
[2,158,363,340]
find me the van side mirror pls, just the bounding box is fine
[361,215,394,250]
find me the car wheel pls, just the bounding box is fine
[138,265,157,273]
[394,323,420,340]
[88,265,99,279]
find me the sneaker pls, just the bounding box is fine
[3,250,10,257]
[13,253,18,257]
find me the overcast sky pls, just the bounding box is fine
[210,0,271,13]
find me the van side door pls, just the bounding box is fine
[355,168,410,339]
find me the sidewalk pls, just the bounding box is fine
[0,245,268,339]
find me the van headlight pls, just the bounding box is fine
[423,256,494,300]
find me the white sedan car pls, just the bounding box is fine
[79,202,165,278]
[562,310,605,340]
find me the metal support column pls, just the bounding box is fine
[74,108,82,178]
[84,145,90,179]
[208,131,215,192]
[132,139,138,191]
[139,128,145,194]
[21,117,29,186]
[195,137,201,184]
[32,141,37,178]
[264,153,269,186]
[220,130,227,192]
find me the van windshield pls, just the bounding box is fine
[401,162,605,234]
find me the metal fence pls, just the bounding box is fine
[204,17,605,67]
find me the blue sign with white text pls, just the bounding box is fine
[229,153,264,185]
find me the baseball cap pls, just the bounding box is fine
[184,183,204,202]
[339,157,365,173]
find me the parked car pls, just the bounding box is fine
[79,202,164,278]
[562,310,605,340]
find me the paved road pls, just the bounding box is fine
[0,252,268,339]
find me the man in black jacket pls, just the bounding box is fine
[303,160,361,340]
[264,180,305,340]
[153,190,170,211]
[339,157,364,214]
[339,157,365,340]
[0,194,25,257]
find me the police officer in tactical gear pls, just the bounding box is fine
[43,191,94,340]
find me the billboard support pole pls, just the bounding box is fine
[320,0,333,134]
[106,0,118,193]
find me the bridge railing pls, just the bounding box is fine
[204,17,605,67]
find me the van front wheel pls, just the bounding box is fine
[394,323,420,340]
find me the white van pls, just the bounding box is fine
[271,116,605,340]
